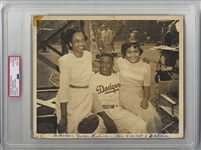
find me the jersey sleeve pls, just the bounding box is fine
[58,56,71,103]
[143,64,151,87]
[89,75,104,113]
[91,93,104,114]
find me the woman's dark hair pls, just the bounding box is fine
[63,25,88,49]
[121,41,143,58]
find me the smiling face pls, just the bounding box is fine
[99,56,113,76]
[71,32,86,57]
[125,46,140,63]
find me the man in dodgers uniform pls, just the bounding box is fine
[90,53,148,133]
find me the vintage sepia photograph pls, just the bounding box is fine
[33,16,183,138]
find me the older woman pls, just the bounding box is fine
[113,41,162,133]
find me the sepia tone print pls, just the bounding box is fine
[33,16,183,138]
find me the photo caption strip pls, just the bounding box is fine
[8,56,21,97]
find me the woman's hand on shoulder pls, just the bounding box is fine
[141,57,150,64]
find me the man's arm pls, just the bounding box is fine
[92,93,117,133]
[92,93,104,113]
[97,111,117,133]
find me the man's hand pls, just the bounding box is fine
[141,57,150,64]
[140,99,148,109]
[97,111,117,133]
[58,117,67,133]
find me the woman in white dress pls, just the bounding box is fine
[56,28,116,133]
[114,41,162,133]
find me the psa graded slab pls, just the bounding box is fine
[33,16,184,139]
[1,1,200,149]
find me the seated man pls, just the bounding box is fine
[90,53,148,133]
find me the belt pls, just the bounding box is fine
[102,105,118,109]
[69,85,89,88]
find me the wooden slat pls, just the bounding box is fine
[160,66,173,71]
[37,86,59,90]
[162,121,176,133]
[37,114,56,118]
[160,93,177,105]
[37,99,56,109]
[46,43,63,56]
[159,105,179,118]
[37,20,75,50]
[37,53,60,72]
[159,105,174,117]
[37,89,58,93]
[48,98,56,103]
[36,104,41,108]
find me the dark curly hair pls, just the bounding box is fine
[99,53,114,63]
[121,41,143,58]
[62,25,88,49]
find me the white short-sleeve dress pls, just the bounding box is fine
[114,58,162,133]
[55,51,101,133]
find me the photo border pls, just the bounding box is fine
[33,15,183,139]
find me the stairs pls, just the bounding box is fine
[113,20,162,44]
[37,20,75,44]
[160,93,177,105]
[110,23,122,37]
[158,79,179,133]
[114,20,149,42]
[159,92,178,118]
[159,104,179,118]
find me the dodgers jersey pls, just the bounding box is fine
[89,73,120,106]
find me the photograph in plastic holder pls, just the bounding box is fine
[33,16,183,138]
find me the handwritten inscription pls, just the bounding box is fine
[52,133,169,138]
[149,134,169,138]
